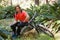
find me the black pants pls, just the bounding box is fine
[10,22,28,35]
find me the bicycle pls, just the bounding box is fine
[20,12,54,38]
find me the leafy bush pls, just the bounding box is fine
[0,6,15,19]
[0,6,4,19]
[26,3,60,33]
[2,6,15,18]
[26,4,56,22]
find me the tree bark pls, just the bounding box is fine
[35,0,39,6]
[10,0,12,6]
[46,0,49,4]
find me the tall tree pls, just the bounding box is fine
[46,0,49,4]
[10,0,12,5]
[0,0,2,3]
[35,0,39,6]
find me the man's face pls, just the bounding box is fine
[16,7,20,12]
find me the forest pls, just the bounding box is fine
[0,0,60,40]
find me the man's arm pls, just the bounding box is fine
[23,13,30,22]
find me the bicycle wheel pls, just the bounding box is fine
[36,25,54,38]
[20,26,33,34]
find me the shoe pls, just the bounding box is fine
[12,34,17,38]
[17,35,20,38]
[16,34,20,38]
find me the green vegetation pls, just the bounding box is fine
[0,19,54,40]
[26,3,60,33]
[0,6,15,19]
[0,2,60,40]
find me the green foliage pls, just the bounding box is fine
[26,3,60,33]
[0,19,54,40]
[0,6,15,19]
[0,2,60,33]
[26,4,57,23]
[27,3,60,20]
[3,6,15,18]
[0,6,4,19]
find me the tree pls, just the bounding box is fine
[35,0,39,6]
[10,0,12,6]
[0,0,10,7]
[46,0,49,4]
[0,0,2,3]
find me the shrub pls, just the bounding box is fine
[0,6,15,19]
[0,6,4,19]
[2,6,15,18]
[26,4,56,22]
[26,3,60,33]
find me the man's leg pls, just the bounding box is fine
[17,22,25,36]
[10,24,16,34]
[17,22,28,36]
[17,26,21,36]
[10,22,19,35]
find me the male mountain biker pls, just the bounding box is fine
[10,5,30,37]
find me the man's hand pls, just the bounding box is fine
[10,20,17,26]
[13,20,17,24]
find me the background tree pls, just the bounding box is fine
[10,0,12,6]
[35,0,39,6]
[0,0,8,7]
[46,0,49,4]
[0,0,2,3]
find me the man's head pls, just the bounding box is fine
[15,5,22,13]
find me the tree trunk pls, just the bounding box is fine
[35,0,39,6]
[0,0,2,3]
[10,0,12,6]
[46,0,49,4]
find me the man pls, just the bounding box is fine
[10,5,30,37]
